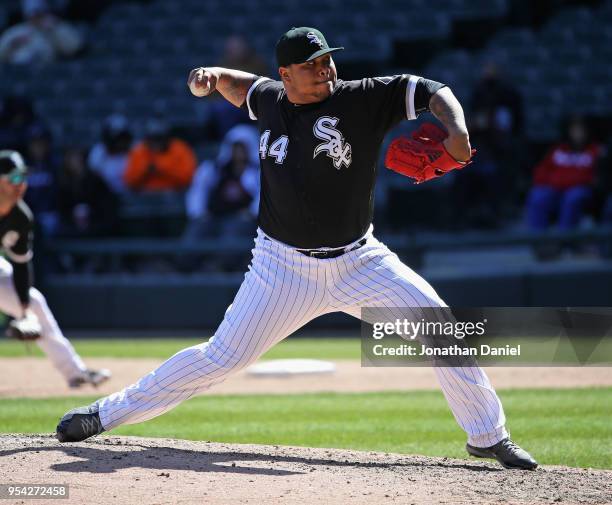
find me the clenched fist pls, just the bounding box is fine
[187,67,217,97]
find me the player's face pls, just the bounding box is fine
[0,178,27,204]
[280,54,337,104]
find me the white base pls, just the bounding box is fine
[247,359,336,377]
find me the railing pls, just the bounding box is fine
[43,227,612,272]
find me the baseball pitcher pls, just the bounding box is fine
[56,27,536,470]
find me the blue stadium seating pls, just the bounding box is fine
[1,0,611,146]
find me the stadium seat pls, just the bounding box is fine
[550,45,592,66]
[541,29,577,49]
[3,0,610,153]
[487,28,535,49]
[451,0,508,19]
[547,6,594,28]
[578,65,612,84]
[502,46,548,68]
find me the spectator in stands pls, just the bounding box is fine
[470,62,524,150]
[23,122,60,236]
[88,114,133,195]
[449,142,501,229]
[449,61,522,229]
[468,62,525,219]
[219,35,268,76]
[595,139,612,256]
[57,146,118,238]
[184,125,259,240]
[123,119,197,193]
[525,116,602,230]
[0,95,37,152]
[0,0,84,65]
[202,36,269,141]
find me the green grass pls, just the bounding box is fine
[0,336,361,360]
[1,388,610,469]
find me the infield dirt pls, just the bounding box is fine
[1,434,610,505]
[1,358,611,398]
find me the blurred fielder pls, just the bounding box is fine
[0,150,111,388]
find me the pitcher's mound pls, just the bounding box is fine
[1,434,610,504]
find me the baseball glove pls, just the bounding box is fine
[384,123,475,184]
[6,310,42,341]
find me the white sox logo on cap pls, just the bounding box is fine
[313,116,352,169]
[306,31,324,48]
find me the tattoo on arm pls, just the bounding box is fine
[429,87,468,135]
[216,68,257,108]
[222,75,247,105]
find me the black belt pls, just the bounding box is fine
[296,237,367,259]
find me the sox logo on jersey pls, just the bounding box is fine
[1,230,19,249]
[313,116,352,169]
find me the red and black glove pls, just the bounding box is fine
[384,123,475,184]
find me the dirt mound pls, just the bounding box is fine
[1,434,610,504]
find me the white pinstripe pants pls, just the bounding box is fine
[99,229,508,447]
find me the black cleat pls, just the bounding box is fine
[466,438,538,470]
[56,404,105,442]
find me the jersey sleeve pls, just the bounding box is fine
[4,202,33,265]
[243,77,279,121]
[4,202,34,307]
[11,261,32,307]
[363,74,446,133]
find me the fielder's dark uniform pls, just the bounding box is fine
[0,199,34,307]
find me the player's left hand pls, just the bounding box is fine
[6,309,42,341]
[384,123,476,184]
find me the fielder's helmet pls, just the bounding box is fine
[0,150,28,184]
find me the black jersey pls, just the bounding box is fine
[245,74,445,248]
[0,200,34,306]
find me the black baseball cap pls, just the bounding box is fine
[276,27,343,67]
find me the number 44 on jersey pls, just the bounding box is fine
[260,130,289,164]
